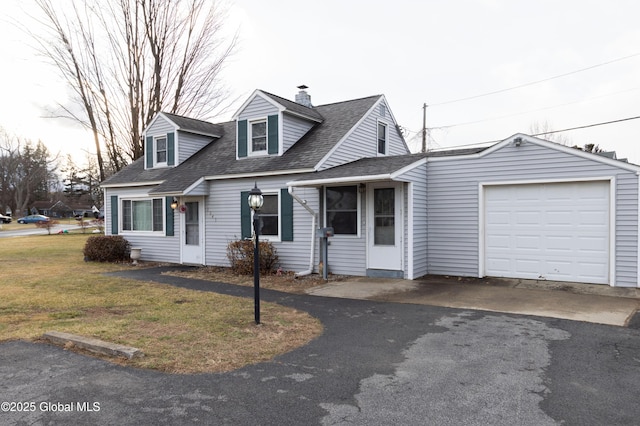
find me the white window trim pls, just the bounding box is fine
[324,185,361,238]
[248,118,268,157]
[377,120,388,156]
[120,196,166,235]
[154,135,168,167]
[253,189,281,242]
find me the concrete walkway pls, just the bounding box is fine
[306,276,640,326]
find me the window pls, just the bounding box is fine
[156,137,167,164]
[251,120,267,153]
[326,186,358,235]
[377,122,387,155]
[258,193,279,237]
[241,189,293,241]
[122,198,163,232]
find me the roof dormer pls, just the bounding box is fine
[233,88,323,159]
[143,112,223,170]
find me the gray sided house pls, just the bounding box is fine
[102,88,640,288]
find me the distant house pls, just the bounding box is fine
[31,200,92,218]
[102,88,640,288]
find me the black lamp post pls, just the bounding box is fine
[247,183,264,325]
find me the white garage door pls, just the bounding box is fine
[484,181,610,284]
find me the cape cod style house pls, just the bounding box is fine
[102,88,640,288]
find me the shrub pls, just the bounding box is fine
[226,240,279,275]
[83,235,131,262]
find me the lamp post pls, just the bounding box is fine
[247,183,264,325]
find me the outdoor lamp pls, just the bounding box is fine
[247,183,263,324]
[170,197,179,210]
[248,184,264,211]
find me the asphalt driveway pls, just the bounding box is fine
[1,267,640,425]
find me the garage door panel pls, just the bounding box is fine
[545,235,573,251]
[576,261,608,280]
[515,235,541,249]
[545,259,573,272]
[514,259,543,275]
[579,211,608,226]
[487,211,510,225]
[485,181,610,284]
[577,236,608,253]
[546,210,573,225]
[516,211,542,225]
[486,258,511,274]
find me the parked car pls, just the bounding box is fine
[0,213,11,224]
[17,214,50,224]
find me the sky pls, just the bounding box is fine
[1,0,639,166]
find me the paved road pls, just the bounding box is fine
[1,267,639,425]
[0,223,87,238]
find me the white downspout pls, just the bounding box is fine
[288,186,317,277]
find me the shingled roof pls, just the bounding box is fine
[259,90,325,122]
[161,112,224,137]
[102,94,383,193]
[288,147,490,185]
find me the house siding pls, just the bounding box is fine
[283,113,314,152]
[426,142,639,287]
[238,96,280,120]
[205,177,319,273]
[104,187,181,263]
[395,162,428,278]
[146,115,175,137]
[319,99,409,171]
[178,132,213,164]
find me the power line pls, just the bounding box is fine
[428,115,640,150]
[530,115,640,136]
[430,52,640,107]
[432,87,640,130]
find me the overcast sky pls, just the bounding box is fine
[2,0,639,165]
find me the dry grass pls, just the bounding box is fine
[0,234,322,374]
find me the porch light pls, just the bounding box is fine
[248,183,263,325]
[248,183,264,211]
[170,197,179,210]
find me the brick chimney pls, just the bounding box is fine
[295,85,313,107]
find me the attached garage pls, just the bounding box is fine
[426,134,640,288]
[483,180,611,284]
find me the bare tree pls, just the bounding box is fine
[529,121,609,154]
[0,129,58,216]
[529,121,573,146]
[26,0,237,177]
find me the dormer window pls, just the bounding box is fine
[156,136,167,164]
[251,120,267,153]
[145,132,175,168]
[237,115,279,158]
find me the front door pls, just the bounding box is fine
[181,199,204,265]
[367,183,402,272]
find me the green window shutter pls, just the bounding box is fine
[240,191,251,239]
[237,120,248,158]
[167,132,175,166]
[110,195,118,235]
[146,136,154,168]
[165,196,174,236]
[281,188,293,241]
[267,115,279,155]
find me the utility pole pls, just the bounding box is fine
[422,103,428,153]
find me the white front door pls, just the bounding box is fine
[181,198,204,265]
[367,183,403,271]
